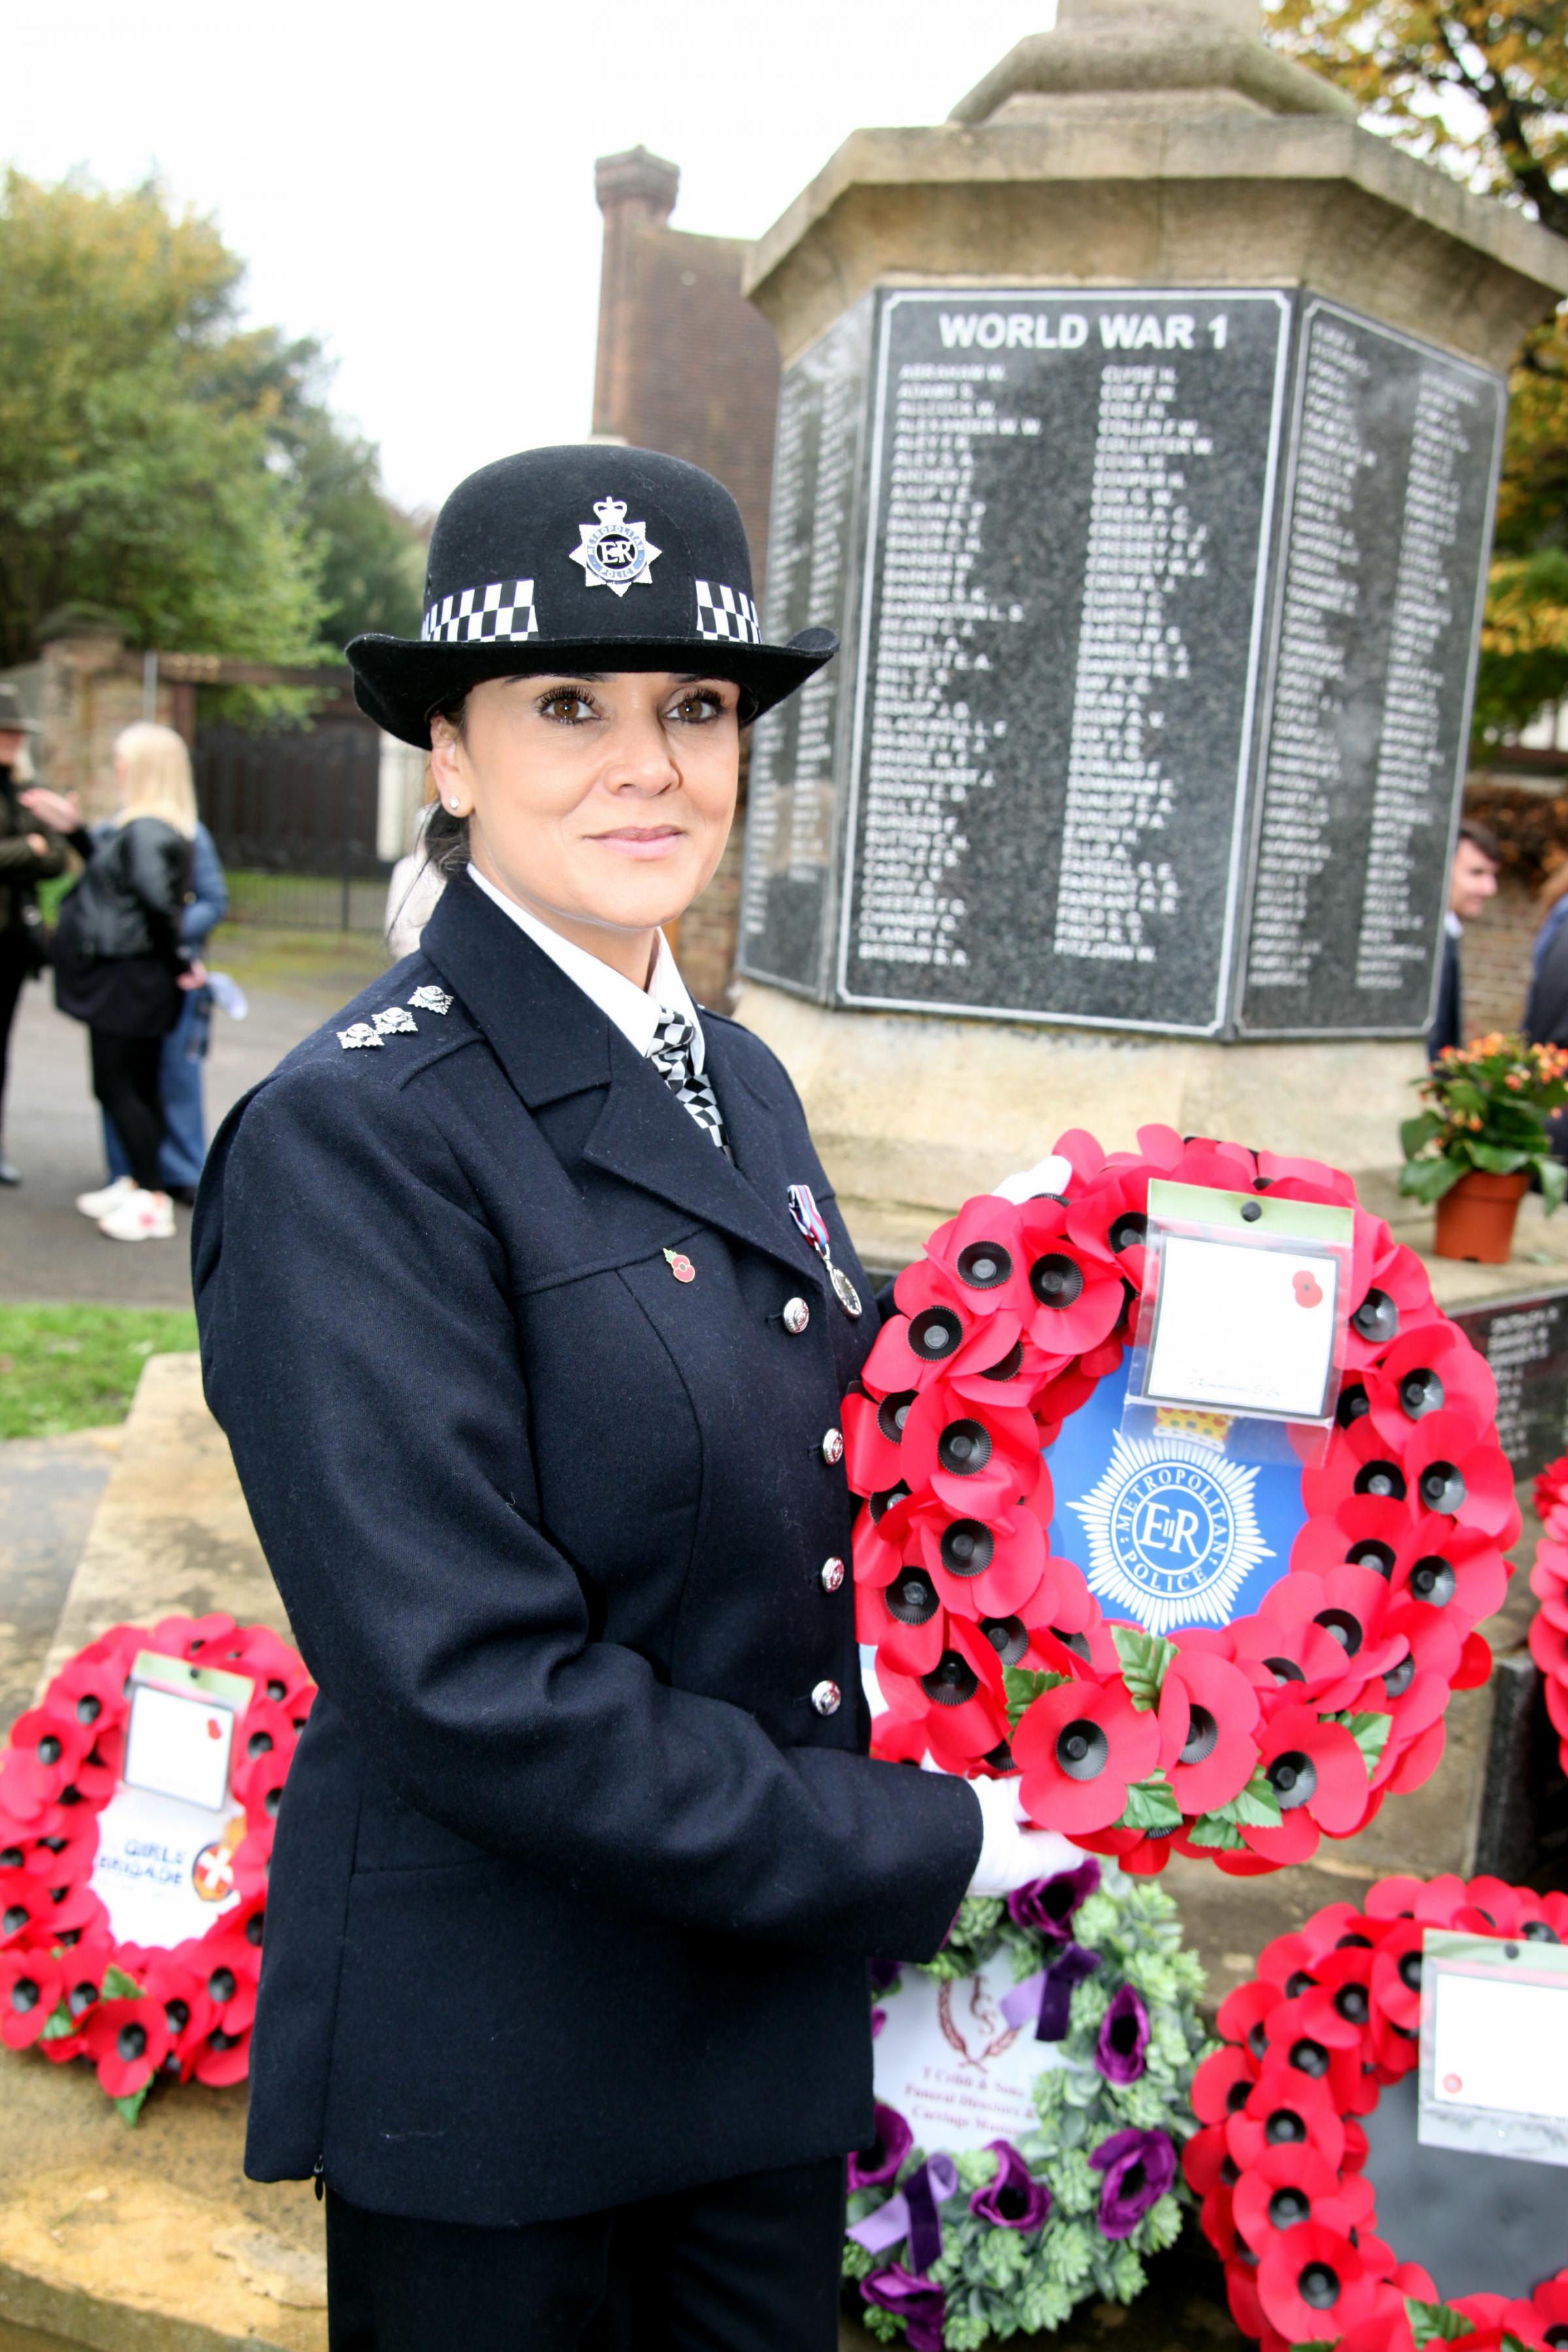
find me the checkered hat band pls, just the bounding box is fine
[694,580,760,645]
[421,581,540,644]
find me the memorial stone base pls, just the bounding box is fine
[738,979,1426,1269]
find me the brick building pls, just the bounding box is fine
[591,147,781,1008]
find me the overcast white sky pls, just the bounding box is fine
[6,3,1062,515]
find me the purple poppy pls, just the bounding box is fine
[862,2264,946,2352]
[970,2140,1051,2232]
[870,1958,902,1995]
[848,2101,913,2191]
[1088,2127,1177,2240]
[1006,1857,1101,1938]
[1094,1984,1150,2085]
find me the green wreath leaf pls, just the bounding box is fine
[1117,1774,1182,1833]
[1004,1665,1069,1729]
[1109,1626,1177,1711]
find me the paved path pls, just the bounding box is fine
[0,942,385,1309]
[0,1428,118,1729]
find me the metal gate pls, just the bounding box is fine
[195,717,386,930]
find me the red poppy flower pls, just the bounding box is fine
[1066,1167,1152,1287]
[1228,1612,1365,1710]
[1256,2219,1379,2340]
[911,1499,1049,1621]
[1232,2141,1360,2253]
[1158,1644,1259,1814]
[1391,1515,1509,1630]
[16,1817,99,1886]
[123,1947,216,2082]
[923,1196,1032,1321]
[1192,2043,1260,2127]
[1013,1676,1161,1836]
[193,2023,252,2086]
[1216,1976,1282,2057]
[900,1384,1042,1516]
[1239,1708,1371,1865]
[1516,2276,1568,2351]
[1224,2064,1349,2177]
[1343,1235,1441,1373]
[231,1703,298,1810]
[47,1932,117,2053]
[1169,1137,1259,1191]
[1300,1413,1418,1524]
[190,1927,260,2037]
[870,1713,928,1765]
[1257,1566,1403,1703]
[0,1946,63,2048]
[843,1389,913,1497]
[41,1650,133,1745]
[1183,2123,1232,2197]
[1015,1200,1125,1356]
[227,1624,316,1715]
[858,1575,948,1678]
[0,1708,99,1821]
[1290,1494,1413,1586]
[82,1995,170,2099]
[866,1264,1021,1394]
[1365,1324,1497,1454]
[1399,1411,1517,1541]
[1250,1991,1364,2109]
[0,1869,49,1946]
[149,1612,238,1661]
[1537,1455,1568,1523]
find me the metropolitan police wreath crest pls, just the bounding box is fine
[847,1125,1515,1880]
[568,496,661,596]
[1071,1433,1272,1637]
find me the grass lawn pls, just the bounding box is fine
[0,1305,199,1440]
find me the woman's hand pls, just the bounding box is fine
[25,834,48,858]
[18,785,80,832]
[178,960,208,992]
[965,1776,1081,1897]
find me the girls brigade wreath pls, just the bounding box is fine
[849,1127,1514,1875]
[0,1614,313,2119]
[846,1857,1208,2348]
[1191,1873,1568,2352]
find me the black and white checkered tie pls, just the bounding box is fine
[647,1011,730,1155]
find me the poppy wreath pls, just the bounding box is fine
[1527,1456,1568,1778]
[1190,1872,1568,2352]
[845,1858,1208,2349]
[0,1614,313,2120]
[850,1126,1514,1876]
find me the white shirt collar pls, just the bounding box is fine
[1446,910,1463,939]
[466,864,706,1070]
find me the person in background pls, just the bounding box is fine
[33,723,204,1241]
[1525,858,1568,1169]
[22,783,227,1205]
[0,685,64,1185]
[1429,819,1501,1062]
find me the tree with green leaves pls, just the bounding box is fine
[1263,3,1568,742]
[0,169,423,675]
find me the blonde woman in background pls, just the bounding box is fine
[24,723,205,1241]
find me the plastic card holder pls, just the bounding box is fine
[1418,1929,1568,2168]
[1122,1181,1354,1469]
[121,1651,255,1816]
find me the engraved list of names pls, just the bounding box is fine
[1239,302,1506,1034]
[836,290,1290,1030]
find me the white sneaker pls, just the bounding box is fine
[76,1175,138,1220]
[97,1188,176,1242]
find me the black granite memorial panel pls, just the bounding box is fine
[1451,1287,1568,1480]
[837,289,1290,1030]
[1239,301,1507,1036]
[738,301,872,996]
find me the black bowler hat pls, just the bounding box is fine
[348,445,835,747]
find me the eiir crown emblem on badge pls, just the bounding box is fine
[1070,1431,1272,1635]
[570,497,660,596]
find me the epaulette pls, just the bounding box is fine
[279,960,480,1090]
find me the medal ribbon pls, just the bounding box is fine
[787,1184,832,1262]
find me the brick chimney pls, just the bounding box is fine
[593,148,681,438]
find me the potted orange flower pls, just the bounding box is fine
[1400,1032,1568,1262]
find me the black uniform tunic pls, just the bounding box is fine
[193,873,981,2229]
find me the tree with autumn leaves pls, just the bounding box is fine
[1263,3,1568,742]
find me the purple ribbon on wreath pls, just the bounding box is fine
[847,2152,960,2274]
[998,1941,1100,2040]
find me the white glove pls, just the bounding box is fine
[990,1153,1073,1205]
[964,1776,1084,1898]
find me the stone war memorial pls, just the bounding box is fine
[733,0,1568,1269]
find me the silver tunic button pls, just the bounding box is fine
[783,1297,811,1335]
[821,1427,844,1466]
[811,1679,841,1716]
[819,1557,845,1593]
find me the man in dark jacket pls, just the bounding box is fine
[0,685,64,1184]
[1429,820,1501,1064]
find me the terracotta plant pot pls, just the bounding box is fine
[1432,1168,1529,1264]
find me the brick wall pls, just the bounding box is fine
[593,148,781,583]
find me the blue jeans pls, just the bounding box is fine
[104,987,210,1191]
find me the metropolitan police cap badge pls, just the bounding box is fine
[568,497,661,598]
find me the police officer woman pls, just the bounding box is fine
[193,449,1057,2351]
